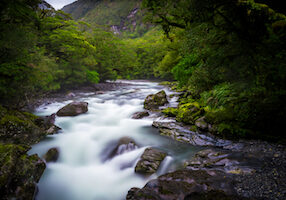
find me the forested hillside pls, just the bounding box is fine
[0,0,285,140]
[62,0,149,37]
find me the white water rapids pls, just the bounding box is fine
[29,80,201,200]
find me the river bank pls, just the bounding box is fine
[1,80,285,200]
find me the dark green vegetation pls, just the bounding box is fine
[0,0,141,107]
[0,105,55,199]
[0,0,285,198]
[142,0,286,142]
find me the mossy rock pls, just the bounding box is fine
[175,102,203,124]
[0,143,46,199]
[144,90,168,110]
[0,110,47,145]
[162,107,178,117]
[135,147,167,175]
[43,148,59,162]
[0,107,57,145]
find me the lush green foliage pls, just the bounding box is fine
[62,0,149,38]
[143,0,286,141]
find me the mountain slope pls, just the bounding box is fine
[62,0,149,37]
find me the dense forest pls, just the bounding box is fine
[1,0,285,142]
[1,0,286,199]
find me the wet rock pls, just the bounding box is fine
[66,92,75,98]
[127,169,239,200]
[195,116,209,131]
[152,120,233,147]
[95,91,105,95]
[43,147,59,162]
[185,149,256,175]
[135,147,167,175]
[56,102,88,117]
[0,144,46,200]
[114,137,138,155]
[105,137,138,160]
[126,187,140,200]
[35,113,61,134]
[132,111,149,119]
[0,106,52,145]
[144,90,168,110]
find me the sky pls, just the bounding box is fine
[45,0,77,10]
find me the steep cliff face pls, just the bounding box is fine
[62,0,149,37]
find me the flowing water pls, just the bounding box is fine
[29,80,201,200]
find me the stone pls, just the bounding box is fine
[144,90,168,110]
[132,111,149,119]
[135,147,167,175]
[195,116,209,131]
[35,113,61,134]
[184,149,257,175]
[43,148,59,162]
[56,102,88,117]
[66,92,75,98]
[127,169,241,200]
[105,137,138,160]
[0,144,46,200]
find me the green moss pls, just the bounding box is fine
[175,102,203,124]
[22,112,39,121]
[0,114,27,126]
[190,125,197,132]
[162,107,178,117]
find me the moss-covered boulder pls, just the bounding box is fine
[43,148,59,163]
[176,102,203,124]
[56,102,88,117]
[144,90,168,110]
[162,107,178,117]
[135,147,167,175]
[0,144,46,199]
[0,106,52,145]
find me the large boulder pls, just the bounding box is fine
[0,106,52,145]
[144,90,168,110]
[132,111,149,119]
[135,147,167,175]
[56,102,88,117]
[43,147,59,162]
[126,169,244,200]
[0,144,46,200]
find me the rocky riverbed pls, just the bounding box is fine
[1,81,285,200]
[128,87,286,200]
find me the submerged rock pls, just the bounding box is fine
[135,147,167,175]
[56,102,88,117]
[132,111,149,119]
[144,90,168,110]
[103,137,138,161]
[114,137,138,156]
[43,147,59,162]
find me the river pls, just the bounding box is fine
[29,80,201,200]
